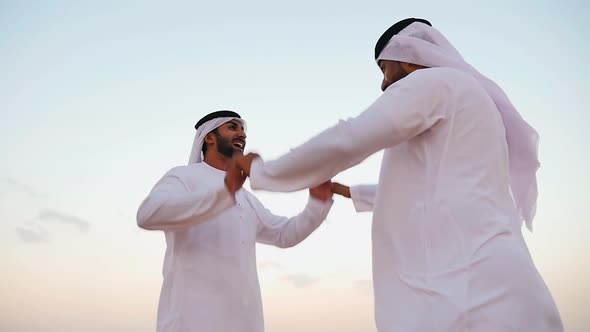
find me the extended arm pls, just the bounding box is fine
[252,183,333,248]
[248,70,449,192]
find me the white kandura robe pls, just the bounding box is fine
[137,162,332,332]
[249,67,563,331]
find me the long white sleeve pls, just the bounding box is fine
[136,172,235,231]
[350,184,378,212]
[249,69,451,192]
[247,194,333,248]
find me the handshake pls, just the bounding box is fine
[224,153,351,202]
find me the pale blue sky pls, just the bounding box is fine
[1,1,589,331]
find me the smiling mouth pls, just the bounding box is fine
[232,140,245,150]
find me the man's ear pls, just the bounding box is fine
[204,132,215,145]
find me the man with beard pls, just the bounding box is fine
[136,110,333,332]
[230,19,563,332]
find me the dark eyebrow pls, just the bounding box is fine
[227,120,243,128]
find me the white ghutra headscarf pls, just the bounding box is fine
[188,111,246,164]
[377,21,540,230]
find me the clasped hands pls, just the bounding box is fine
[224,153,259,194]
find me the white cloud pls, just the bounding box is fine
[13,209,91,243]
[37,209,91,233]
[2,178,41,198]
[15,225,49,243]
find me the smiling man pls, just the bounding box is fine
[136,110,333,332]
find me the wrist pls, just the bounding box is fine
[224,175,237,194]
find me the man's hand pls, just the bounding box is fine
[225,158,247,195]
[310,181,333,202]
[331,182,351,198]
[234,153,260,176]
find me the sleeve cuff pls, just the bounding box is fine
[306,196,334,219]
[350,185,373,212]
[249,158,264,190]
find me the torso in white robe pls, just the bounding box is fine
[249,67,563,331]
[137,162,332,332]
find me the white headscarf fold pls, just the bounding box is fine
[188,117,246,164]
[378,22,540,231]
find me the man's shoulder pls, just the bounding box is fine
[397,67,480,97]
[163,163,203,178]
[410,67,473,84]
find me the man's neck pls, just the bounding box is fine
[203,153,229,171]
